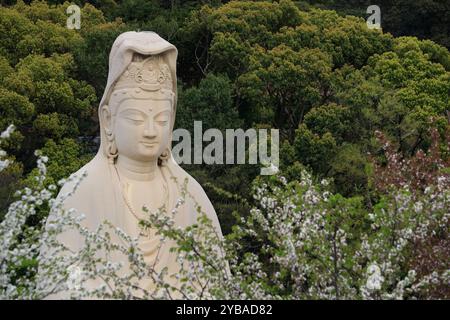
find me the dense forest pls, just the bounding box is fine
[0,0,449,299]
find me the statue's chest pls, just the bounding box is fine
[119,178,170,243]
[124,179,168,218]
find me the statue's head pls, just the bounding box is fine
[98,32,178,166]
[102,53,174,165]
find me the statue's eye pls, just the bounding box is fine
[156,119,168,125]
[120,110,145,124]
[127,118,144,125]
[123,115,144,124]
[155,112,170,125]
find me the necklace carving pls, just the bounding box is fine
[113,164,169,232]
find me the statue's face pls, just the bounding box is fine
[113,98,172,162]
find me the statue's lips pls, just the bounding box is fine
[140,141,158,147]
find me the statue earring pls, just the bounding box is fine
[158,148,170,166]
[105,129,118,164]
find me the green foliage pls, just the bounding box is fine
[177,73,242,131]
[0,88,35,130]
[0,161,23,219]
[329,144,369,196]
[0,1,99,215]
[23,138,90,188]
[302,0,450,50]
[291,124,337,174]
[303,103,351,144]
[237,45,333,134]
[175,73,251,233]
[170,1,449,199]
[0,7,35,64]
[32,113,79,140]
[73,16,127,96]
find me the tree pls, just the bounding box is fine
[0,2,98,213]
[177,73,242,132]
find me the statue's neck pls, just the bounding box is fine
[115,155,158,181]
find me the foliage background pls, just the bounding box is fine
[0,0,448,298]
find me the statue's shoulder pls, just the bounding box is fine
[169,164,217,215]
[56,158,105,202]
[171,166,208,199]
[177,169,224,236]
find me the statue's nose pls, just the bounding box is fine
[143,120,157,138]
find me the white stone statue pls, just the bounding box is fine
[44,31,224,297]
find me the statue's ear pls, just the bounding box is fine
[101,105,112,133]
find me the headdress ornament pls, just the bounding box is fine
[114,54,173,92]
